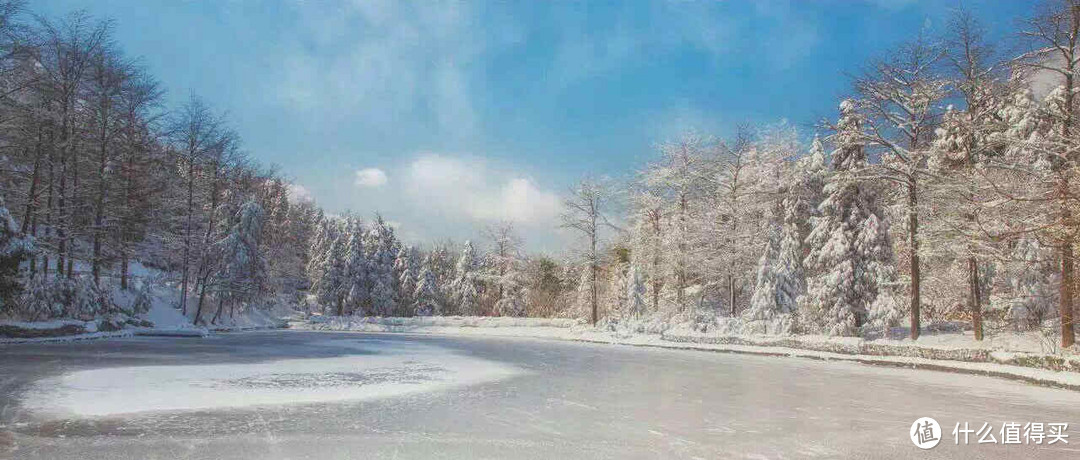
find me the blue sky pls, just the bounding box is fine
[35,0,1032,252]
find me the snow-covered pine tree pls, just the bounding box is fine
[993,237,1058,330]
[746,214,783,329]
[396,246,419,316]
[802,100,901,336]
[392,244,412,315]
[210,200,268,323]
[625,264,647,318]
[342,217,368,315]
[313,221,347,315]
[494,271,528,317]
[0,195,33,310]
[364,216,398,316]
[745,127,814,333]
[450,240,482,316]
[305,213,334,292]
[413,254,440,316]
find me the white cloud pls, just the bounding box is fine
[271,1,484,139]
[355,168,389,187]
[404,153,561,225]
[287,183,314,203]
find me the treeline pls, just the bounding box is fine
[567,1,1080,348]
[0,2,318,321]
[306,218,580,319]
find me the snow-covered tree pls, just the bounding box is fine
[208,200,268,323]
[364,216,398,316]
[996,237,1058,330]
[393,244,415,315]
[313,222,347,315]
[413,254,441,316]
[0,195,33,309]
[561,177,619,324]
[342,218,368,315]
[450,240,482,316]
[625,264,647,318]
[494,272,528,317]
[643,134,712,309]
[850,33,949,339]
[802,100,902,336]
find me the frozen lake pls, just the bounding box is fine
[3,331,1080,459]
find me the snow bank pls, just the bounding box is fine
[294,316,1080,391]
[308,315,580,328]
[661,326,1080,372]
[0,330,132,344]
[297,315,583,338]
[0,319,88,330]
[131,327,208,338]
[24,338,521,417]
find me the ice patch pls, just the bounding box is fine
[23,340,520,417]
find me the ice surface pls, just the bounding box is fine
[22,338,521,417]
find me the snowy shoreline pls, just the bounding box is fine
[7,313,1080,392]
[296,316,1080,392]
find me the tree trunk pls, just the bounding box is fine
[194,168,221,318]
[67,140,79,280]
[92,135,107,286]
[120,255,128,290]
[651,211,662,312]
[590,211,598,325]
[22,131,42,235]
[212,297,225,325]
[728,274,736,316]
[1061,243,1076,349]
[908,180,921,340]
[968,256,983,341]
[676,193,687,309]
[180,161,195,315]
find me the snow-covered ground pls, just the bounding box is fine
[6,331,1080,459]
[22,337,521,417]
[2,259,293,342]
[296,315,1080,391]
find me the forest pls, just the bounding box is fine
[2,0,1080,351]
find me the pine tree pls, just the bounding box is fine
[494,273,528,317]
[313,223,347,315]
[625,264,647,318]
[209,200,268,323]
[450,240,482,316]
[0,195,33,309]
[999,237,1058,330]
[342,218,368,315]
[802,100,901,336]
[364,216,397,316]
[413,254,440,316]
[396,246,419,315]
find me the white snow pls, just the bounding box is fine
[142,299,191,330]
[23,338,522,417]
[0,330,132,344]
[0,319,89,330]
[295,316,1080,391]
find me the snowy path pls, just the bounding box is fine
[2,331,1080,459]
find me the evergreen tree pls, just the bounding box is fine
[210,200,268,323]
[0,195,33,308]
[802,100,901,336]
[450,240,482,316]
[625,265,647,318]
[342,218,368,315]
[413,254,440,316]
[313,223,347,315]
[364,216,397,316]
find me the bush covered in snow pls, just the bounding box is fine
[14,276,119,321]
